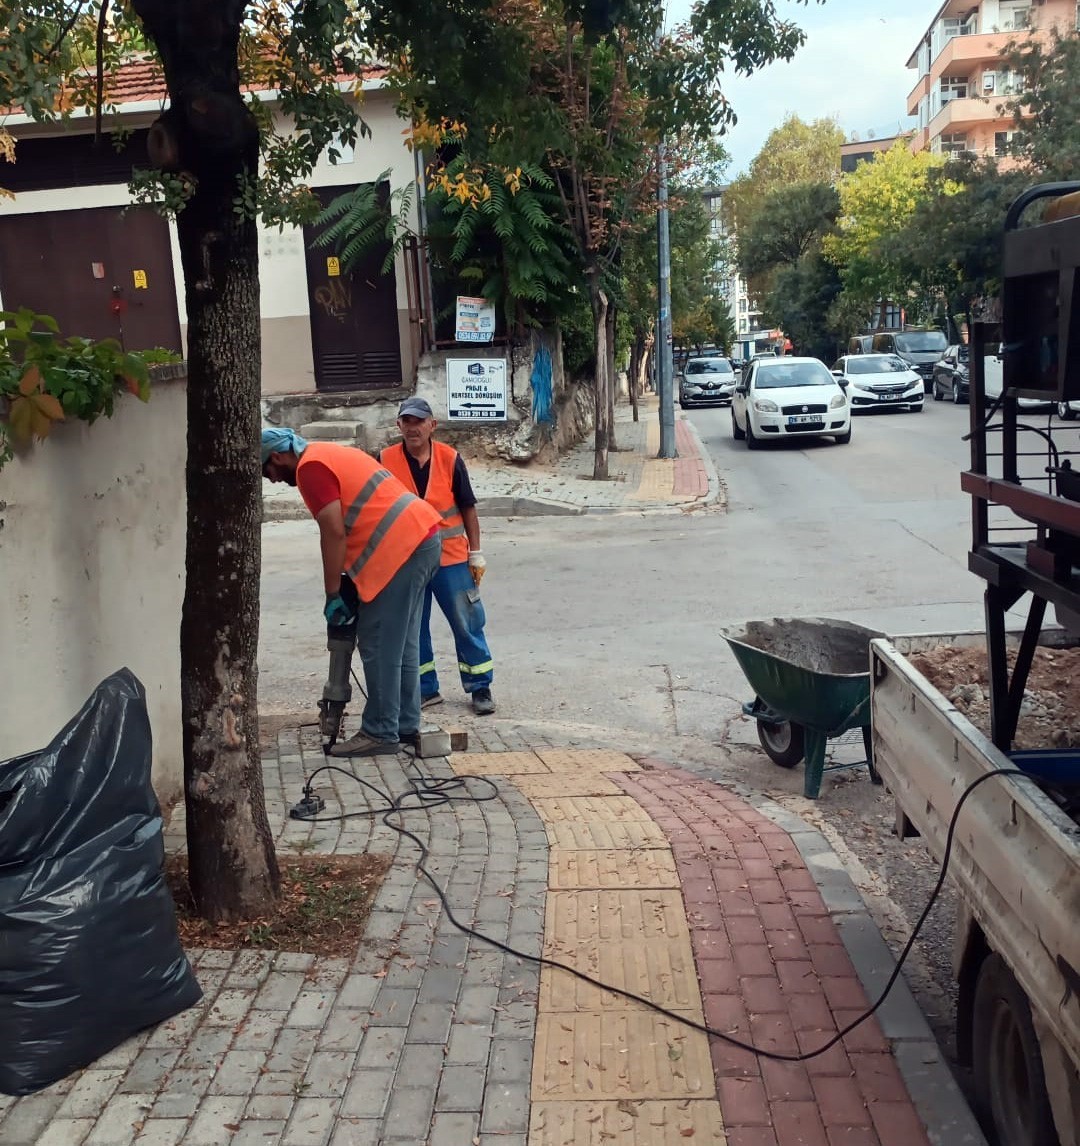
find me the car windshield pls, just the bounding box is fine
[847,356,909,375]
[956,346,970,362]
[685,359,732,375]
[894,331,947,354]
[754,362,832,389]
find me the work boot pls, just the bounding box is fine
[329,731,401,758]
[471,688,495,716]
[421,693,443,709]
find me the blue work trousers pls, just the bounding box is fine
[419,561,494,698]
[353,534,441,742]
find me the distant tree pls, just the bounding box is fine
[823,142,951,325]
[724,115,844,235]
[761,253,842,362]
[1001,28,1080,179]
[736,180,839,306]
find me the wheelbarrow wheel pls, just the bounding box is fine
[757,719,805,768]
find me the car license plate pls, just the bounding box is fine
[787,415,818,425]
[881,394,900,401]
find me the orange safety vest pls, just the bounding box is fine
[380,440,469,567]
[297,442,441,602]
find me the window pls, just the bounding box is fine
[1002,5,1031,30]
[739,318,749,334]
[739,298,748,313]
[942,15,976,39]
[995,131,1016,157]
[940,132,969,156]
[983,71,998,95]
[940,75,968,102]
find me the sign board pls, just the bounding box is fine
[326,257,341,277]
[455,295,496,343]
[446,359,507,420]
[132,269,148,290]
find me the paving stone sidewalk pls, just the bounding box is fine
[263,397,722,522]
[0,731,983,1146]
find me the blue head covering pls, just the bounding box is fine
[260,428,309,465]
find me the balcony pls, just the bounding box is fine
[928,95,1008,136]
[906,74,930,118]
[930,29,1050,82]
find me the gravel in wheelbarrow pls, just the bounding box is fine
[722,617,886,798]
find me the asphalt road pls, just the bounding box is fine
[259,395,1008,1076]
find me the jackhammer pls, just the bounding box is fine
[317,575,358,751]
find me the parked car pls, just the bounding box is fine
[731,357,851,448]
[847,335,875,355]
[831,354,924,412]
[872,329,948,389]
[931,344,969,403]
[982,345,1050,412]
[1058,401,1080,420]
[679,356,737,408]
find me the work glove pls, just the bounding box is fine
[324,593,355,627]
[468,551,487,588]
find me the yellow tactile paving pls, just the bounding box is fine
[449,750,548,776]
[532,1011,715,1100]
[524,768,726,1144]
[539,941,704,1014]
[514,774,625,800]
[530,796,654,824]
[548,849,680,890]
[631,458,675,502]
[535,748,640,772]
[543,890,691,946]
[545,820,670,850]
[530,1100,726,1145]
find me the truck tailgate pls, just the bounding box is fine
[870,636,1080,1071]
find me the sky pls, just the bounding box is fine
[664,0,933,176]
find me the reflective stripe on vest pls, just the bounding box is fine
[380,440,469,566]
[297,441,441,602]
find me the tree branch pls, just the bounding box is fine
[94,0,111,141]
[46,0,90,60]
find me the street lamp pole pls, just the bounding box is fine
[656,134,677,459]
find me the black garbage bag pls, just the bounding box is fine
[0,669,202,1095]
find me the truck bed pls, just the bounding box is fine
[870,634,1080,1085]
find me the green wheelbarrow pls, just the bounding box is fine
[721,617,884,799]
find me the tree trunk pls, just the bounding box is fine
[134,0,280,921]
[628,330,644,423]
[591,284,610,480]
[605,301,618,451]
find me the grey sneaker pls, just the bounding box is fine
[329,731,401,757]
[421,693,444,709]
[471,688,495,716]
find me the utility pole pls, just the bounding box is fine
[656,135,677,458]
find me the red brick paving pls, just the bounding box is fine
[673,419,710,496]
[614,765,932,1146]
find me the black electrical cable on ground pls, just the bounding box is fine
[295,746,1037,1063]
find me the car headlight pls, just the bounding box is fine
[753,398,779,413]
[829,392,847,409]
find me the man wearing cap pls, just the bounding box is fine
[380,398,496,715]
[261,427,442,755]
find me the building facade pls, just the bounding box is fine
[702,186,764,357]
[0,61,425,397]
[906,0,1077,161]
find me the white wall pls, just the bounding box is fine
[0,379,187,804]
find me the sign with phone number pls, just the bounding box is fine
[446,359,507,421]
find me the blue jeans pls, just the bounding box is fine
[419,561,494,698]
[353,534,441,741]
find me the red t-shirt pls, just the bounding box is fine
[296,461,341,517]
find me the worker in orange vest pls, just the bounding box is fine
[261,427,442,755]
[380,398,495,715]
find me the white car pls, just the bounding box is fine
[731,357,851,448]
[831,354,923,412]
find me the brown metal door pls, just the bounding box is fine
[0,206,182,352]
[303,185,402,391]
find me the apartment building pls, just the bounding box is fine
[702,186,763,350]
[906,0,1077,161]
